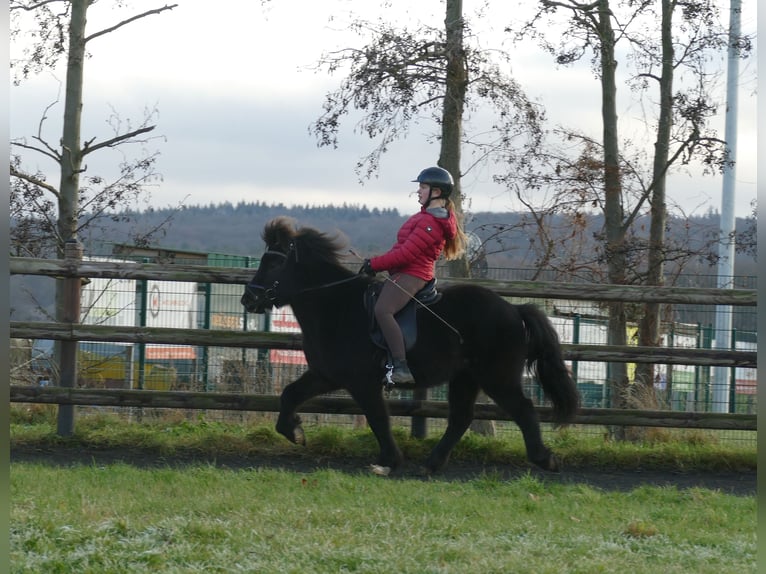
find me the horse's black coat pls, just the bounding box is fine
[242,216,580,473]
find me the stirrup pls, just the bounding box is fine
[383,362,396,390]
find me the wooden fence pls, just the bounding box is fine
[9,251,758,434]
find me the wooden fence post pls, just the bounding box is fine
[56,239,83,436]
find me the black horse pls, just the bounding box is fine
[241,216,580,474]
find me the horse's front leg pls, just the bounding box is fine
[276,370,340,445]
[347,384,403,471]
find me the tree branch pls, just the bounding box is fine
[635,72,660,83]
[82,125,156,156]
[85,4,179,43]
[9,0,65,11]
[541,0,600,11]
[11,140,60,163]
[10,164,60,198]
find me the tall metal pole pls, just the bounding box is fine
[711,0,741,413]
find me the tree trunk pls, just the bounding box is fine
[439,0,492,435]
[636,0,673,393]
[54,0,88,387]
[440,0,471,280]
[58,0,87,255]
[597,1,629,421]
[56,0,87,310]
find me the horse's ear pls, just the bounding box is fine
[262,216,297,249]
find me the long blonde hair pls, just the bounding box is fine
[442,198,467,261]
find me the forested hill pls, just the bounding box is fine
[120,202,412,258]
[89,201,533,261]
[96,201,755,271]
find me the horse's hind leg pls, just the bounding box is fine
[483,376,558,472]
[424,371,480,474]
[276,370,339,445]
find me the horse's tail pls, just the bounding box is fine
[517,303,580,424]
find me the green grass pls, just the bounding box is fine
[10,407,757,573]
[11,463,755,573]
[10,405,757,473]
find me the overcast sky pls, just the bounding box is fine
[9,0,758,218]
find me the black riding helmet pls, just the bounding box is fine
[412,166,454,198]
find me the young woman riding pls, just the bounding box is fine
[359,166,467,383]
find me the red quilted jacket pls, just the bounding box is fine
[369,207,457,281]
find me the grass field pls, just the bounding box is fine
[10,407,757,573]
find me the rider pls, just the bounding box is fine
[359,166,467,383]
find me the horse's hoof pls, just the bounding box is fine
[533,454,561,473]
[417,465,433,477]
[424,455,446,475]
[369,464,391,476]
[276,420,305,446]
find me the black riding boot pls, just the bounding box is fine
[391,359,414,384]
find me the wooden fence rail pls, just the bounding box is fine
[9,255,758,434]
[10,257,758,305]
[9,321,757,368]
[10,386,757,431]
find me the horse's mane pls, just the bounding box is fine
[262,216,350,269]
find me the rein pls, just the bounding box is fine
[246,246,361,307]
[250,244,463,344]
[282,242,362,295]
[247,241,463,343]
[295,275,360,294]
[380,274,463,343]
[348,248,463,343]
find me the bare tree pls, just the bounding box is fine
[10,0,178,392]
[628,0,744,389]
[310,0,545,278]
[511,0,630,410]
[510,0,750,415]
[10,1,178,259]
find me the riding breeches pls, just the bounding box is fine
[374,273,427,360]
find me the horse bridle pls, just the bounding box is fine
[243,242,359,309]
[243,248,290,308]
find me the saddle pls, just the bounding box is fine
[364,278,441,352]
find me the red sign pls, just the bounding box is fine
[269,307,307,365]
[145,345,197,360]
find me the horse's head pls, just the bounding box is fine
[241,216,356,313]
[241,217,298,313]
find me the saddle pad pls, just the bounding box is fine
[364,278,442,351]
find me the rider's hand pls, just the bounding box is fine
[358,259,375,276]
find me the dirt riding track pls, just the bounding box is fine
[11,443,756,496]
